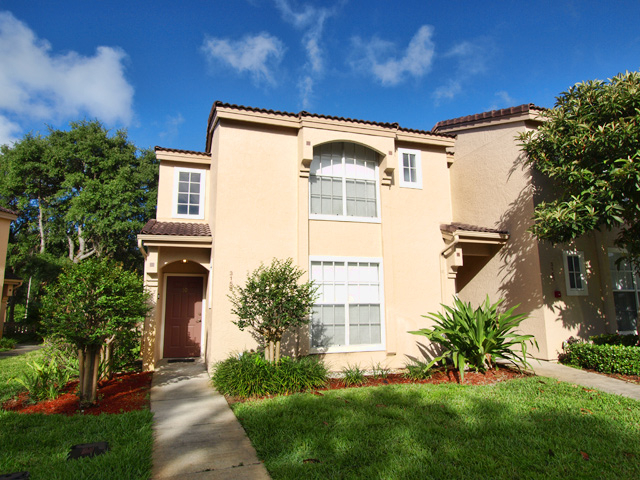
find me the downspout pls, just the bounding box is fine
[137,238,148,260]
[439,234,460,305]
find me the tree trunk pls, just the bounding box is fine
[100,337,115,381]
[38,195,45,254]
[23,276,32,321]
[274,339,281,364]
[78,344,101,405]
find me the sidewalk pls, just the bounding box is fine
[530,359,640,401]
[150,358,271,480]
[0,343,43,357]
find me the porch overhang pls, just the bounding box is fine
[439,223,509,301]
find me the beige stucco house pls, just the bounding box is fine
[0,206,20,340]
[138,101,636,371]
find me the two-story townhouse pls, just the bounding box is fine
[139,101,638,371]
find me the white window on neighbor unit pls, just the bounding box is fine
[309,142,380,222]
[173,167,205,219]
[398,148,422,189]
[608,250,639,334]
[563,251,588,296]
[309,258,385,352]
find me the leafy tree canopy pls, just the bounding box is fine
[519,71,640,262]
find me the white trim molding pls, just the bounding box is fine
[398,148,423,189]
[563,250,588,296]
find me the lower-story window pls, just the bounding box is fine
[309,257,384,351]
[609,250,639,334]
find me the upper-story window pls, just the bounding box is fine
[563,250,588,296]
[398,148,422,189]
[309,142,380,222]
[173,167,205,219]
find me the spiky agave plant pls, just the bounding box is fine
[409,296,538,382]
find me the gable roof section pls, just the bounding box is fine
[433,104,546,133]
[206,101,455,153]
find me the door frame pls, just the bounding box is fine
[160,273,207,359]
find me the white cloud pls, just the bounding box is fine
[274,0,336,107]
[487,91,517,111]
[352,25,436,86]
[0,10,134,142]
[158,113,185,140]
[433,80,462,104]
[0,115,21,146]
[202,32,285,85]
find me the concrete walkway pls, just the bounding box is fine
[150,358,271,480]
[530,359,640,401]
[0,343,43,357]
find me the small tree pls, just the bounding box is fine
[41,258,149,405]
[228,258,318,363]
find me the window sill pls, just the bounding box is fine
[309,214,381,224]
[172,213,205,220]
[398,182,423,190]
[309,344,386,354]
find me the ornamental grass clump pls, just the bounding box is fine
[410,296,537,382]
[211,351,327,398]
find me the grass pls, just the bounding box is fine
[0,349,153,479]
[232,377,640,480]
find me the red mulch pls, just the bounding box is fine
[226,367,529,404]
[2,371,152,416]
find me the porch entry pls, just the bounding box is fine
[163,276,203,358]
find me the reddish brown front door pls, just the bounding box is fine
[163,276,203,358]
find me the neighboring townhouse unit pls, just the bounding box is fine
[434,104,631,359]
[138,101,637,371]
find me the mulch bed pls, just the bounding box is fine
[225,366,530,404]
[2,371,152,416]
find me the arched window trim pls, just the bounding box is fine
[309,141,382,223]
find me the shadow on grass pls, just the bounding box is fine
[233,377,640,480]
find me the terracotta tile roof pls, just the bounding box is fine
[155,146,210,156]
[441,222,509,235]
[0,206,18,216]
[206,101,454,151]
[433,104,546,132]
[140,220,211,237]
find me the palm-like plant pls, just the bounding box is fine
[409,296,537,382]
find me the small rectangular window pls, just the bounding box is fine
[563,251,588,296]
[173,167,205,219]
[398,148,422,189]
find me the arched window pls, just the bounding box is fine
[309,142,379,221]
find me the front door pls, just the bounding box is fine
[163,276,203,358]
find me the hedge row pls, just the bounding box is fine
[589,333,639,347]
[561,342,640,376]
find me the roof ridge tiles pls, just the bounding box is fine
[433,103,546,131]
[155,146,210,156]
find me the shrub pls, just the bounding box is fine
[560,342,640,376]
[12,357,75,402]
[211,351,327,398]
[370,362,390,379]
[403,360,433,380]
[341,364,366,386]
[410,296,537,382]
[590,333,639,347]
[0,337,17,351]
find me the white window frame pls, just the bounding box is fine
[309,143,382,224]
[563,250,588,296]
[608,248,639,334]
[173,167,206,219]
[309,256,385,353]
[398,148,423,189]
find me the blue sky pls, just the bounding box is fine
[0,0,638,151]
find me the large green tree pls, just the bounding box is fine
[519,71,640,262]
[0,120,158,322]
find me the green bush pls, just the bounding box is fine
[0,337,18,351]
[561,342,640,375]
[12,357,75,402]
[211,351,327,398]
[341,364,365,386]
[590,333,639,347]
[410,296,537,382]
[403,360,433,380]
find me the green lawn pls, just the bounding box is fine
[0,350,153,480]
[233,377,640,480]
